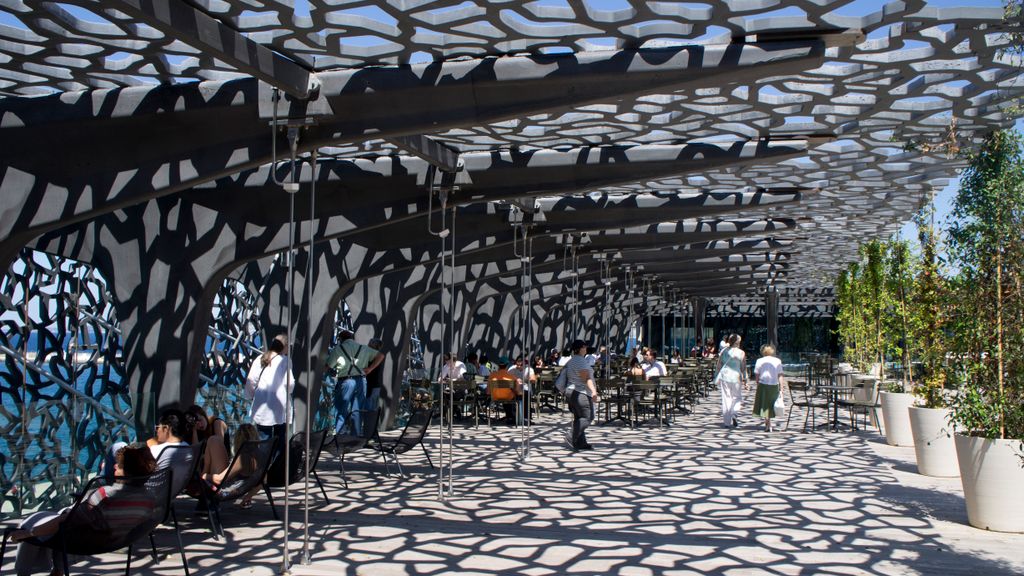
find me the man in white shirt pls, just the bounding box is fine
[642,350,667,380]
[508,355,536,394]
[557,346,572,367]
[437,352,467,382]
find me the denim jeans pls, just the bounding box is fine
[334,375,367,434]
[568,390,594,448]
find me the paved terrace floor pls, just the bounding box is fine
[18,395,1024,576]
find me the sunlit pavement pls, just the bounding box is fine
[48,396,1024,575]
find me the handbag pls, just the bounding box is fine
[773,392,786,416]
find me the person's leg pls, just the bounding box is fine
[720,381,732,426]
[728,380,742,425]
[334,377,357,433]
[350,377,367,433]
[568,391,584,448]
[203,435,229,477]
[15,511,59,576]
[577,395,593,447]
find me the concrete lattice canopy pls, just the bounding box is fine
[2,0,1024,425]
[3,1,1022,297]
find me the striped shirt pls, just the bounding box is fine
[563,354,595,397]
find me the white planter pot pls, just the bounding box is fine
[955,434,1024,533]
[908,406,958,477]
[880,391,914,446]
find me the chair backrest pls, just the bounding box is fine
[54,468,170,556]
[265,429,330,488]
[210,436,275,503]
[326,409,379,458]
[787,380,808,405]
[388,407,434,455]
[487,378,517,401]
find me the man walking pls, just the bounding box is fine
[326,329,384,434]
[562,339,600,451]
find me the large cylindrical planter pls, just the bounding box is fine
[880,391,914,446]
[908,406,958,477]
[955,434,1024,533]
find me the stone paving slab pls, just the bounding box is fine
[16,395,1024,575]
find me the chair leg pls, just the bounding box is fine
[313,470,329,500]
[1,531,10,572]
[171,507,191,576]
[393,452,405,477]
[265,484,279,520]
[124,542,132,576]
[339,452,349,489]
[422,443,434,469]
[381,448,392,476]
[149,532,159,562]
[785,403,794,431]
[208,501,224,540]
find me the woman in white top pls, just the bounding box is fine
[245,333,295,443]
[714,334,747,427]
[752,344,786,432]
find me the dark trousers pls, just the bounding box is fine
[568,391,593,448]
[257,422,288,462]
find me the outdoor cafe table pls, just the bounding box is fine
[816,384,857,432]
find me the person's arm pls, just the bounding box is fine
[583,368,600,402]
[244,360,259,400]
[365,351,384,375]
[285,357,296,393]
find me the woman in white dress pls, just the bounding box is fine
[715,334,747,427]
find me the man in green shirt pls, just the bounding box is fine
[326,329,384,434]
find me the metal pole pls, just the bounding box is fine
[302,150,317,564]
[281,125,300,575]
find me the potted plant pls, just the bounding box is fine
[946,129,1024,532]
[861,239,914,446]
[906,205,959,477]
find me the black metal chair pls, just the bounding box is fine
[375,407,435,476]
[199,436,275,539]
[149,442,203,576]
[262,428,330,519]
[325,408,383,488]
[786,380,828,432]
[0,468,178,576]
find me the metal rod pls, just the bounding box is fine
[302,150,317,564]
[281,126,300,575]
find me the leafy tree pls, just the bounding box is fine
[912,204,947,408]
[887,238,917,391]
[946,129,1024,440]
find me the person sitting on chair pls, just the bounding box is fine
[186,405,230,475]
[487,357,522,424]
[642,350,667,380]
[11,444,157,576]
[204,423,261,509]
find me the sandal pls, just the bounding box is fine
[239,499,253,510]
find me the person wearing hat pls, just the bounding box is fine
[487,356,522,424]
[563,339,600,450]
[326,328,384,434]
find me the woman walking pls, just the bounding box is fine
[245,334,294,453]
[752,344,785,432]
[715,334,747,427]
